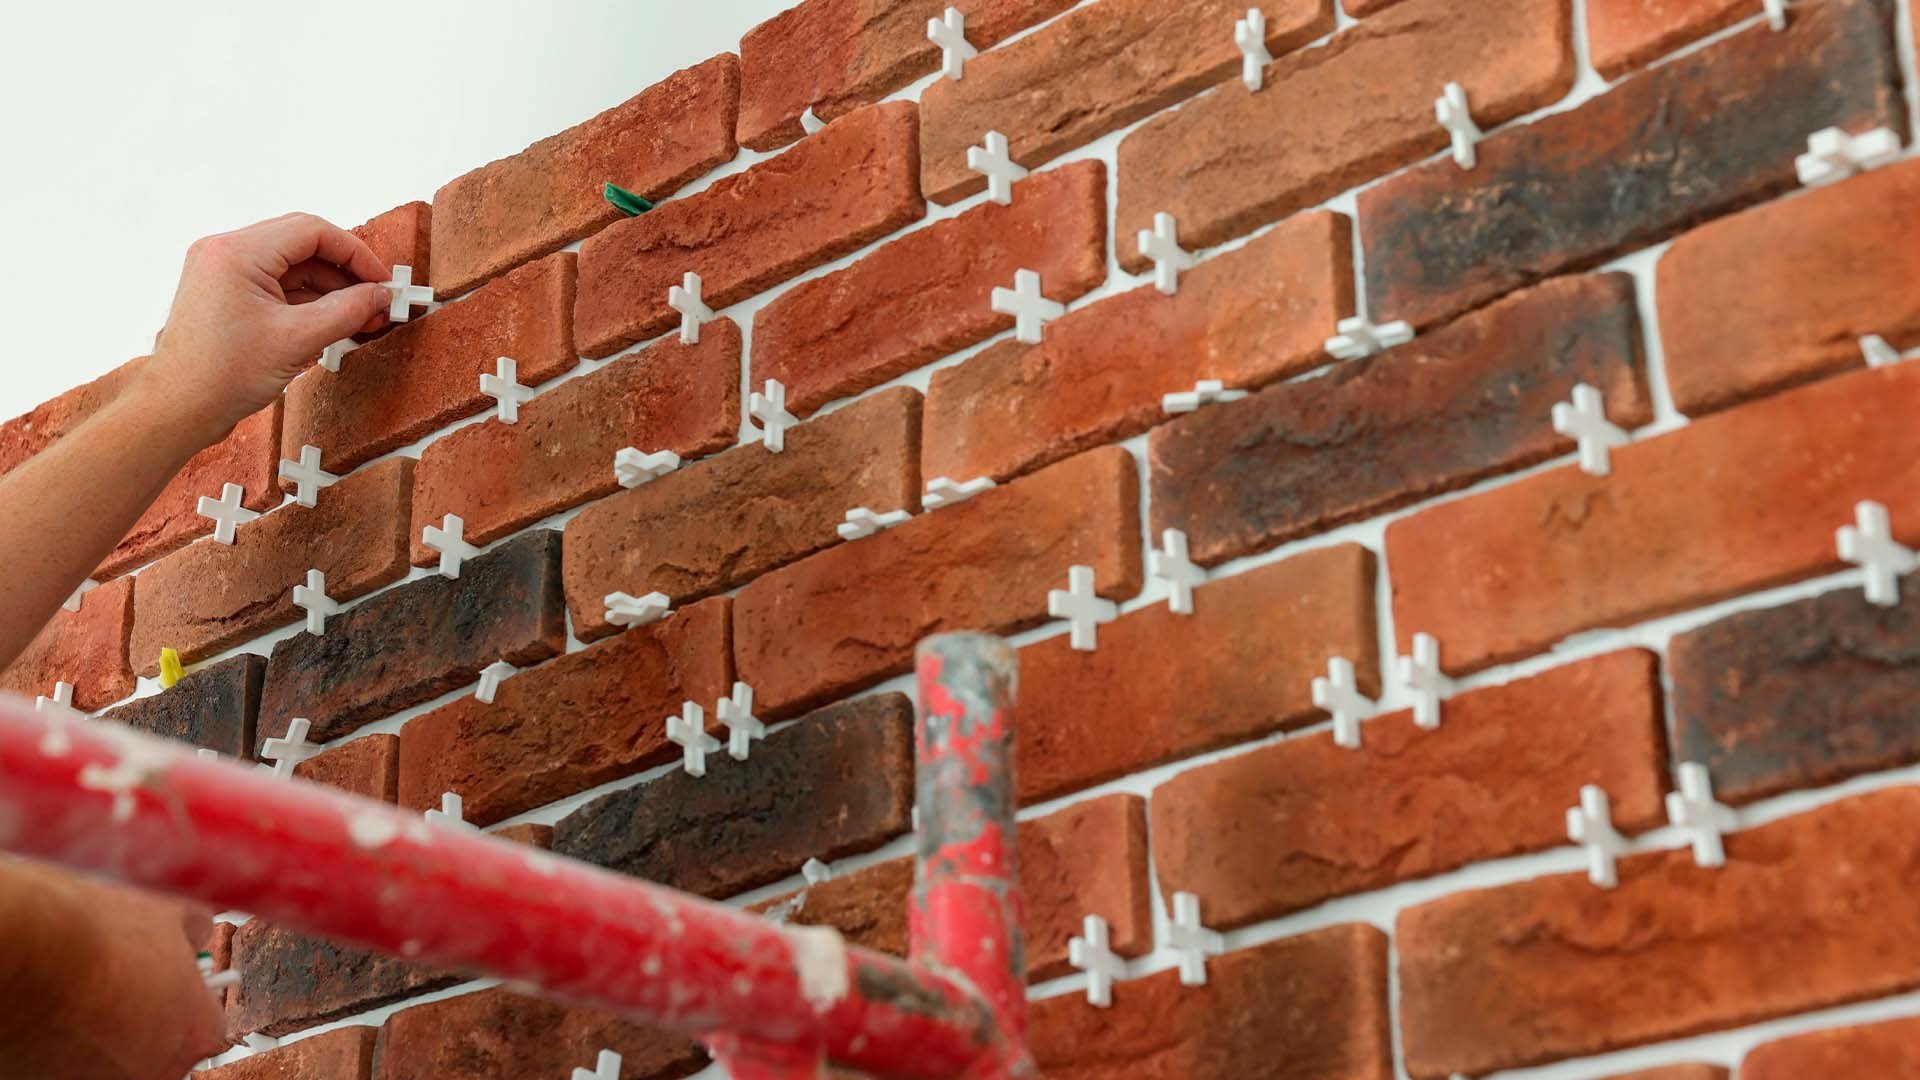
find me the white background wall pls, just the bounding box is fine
[0,0,793,419]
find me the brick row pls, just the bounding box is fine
[227,920,454,1038]
[0,574,133,711]
[377,987,701,1080]
[200,1027,374,1080]
[1587,0,1753,79]
[106,653,261,758]
[1744,1013,1920,1078]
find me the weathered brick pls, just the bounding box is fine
[1151,273,1649,566]
[1030,924,1392,1079]
[228,919,453,1038]
[131,457,412,676]
[206,919,236,1009]
[563,387,921,642]
[1,574,133,711]
[1386,363,1920,676]
[1154,650,1666,926]
[735,445,1141,717]
[491,822,552,849]
[1744,1014,1920,1078]
[0,362,137,475]
[200,1027,375,1080]
[1116,0,1572,274]
[925,210,1353,486]
[1398,785,1920,1077]
[101,400,284,579]
[1671,581,1920,805]
[1588,0,1749,78]
[283,253,576,477]
[752,856,913,954]
[921,0,1333,204]
[376,987,702,1080]
[106,653,262,757]
[294,734,399,801]
[1657,158,1920,416]
[576,102,923,358]
[1360,0,1904,330]
[432,55,740,298]
[1599,1069,1728,1080]
[1018,543,1377,804]
[396,597,731,827]
[755,161,1105,414]
[553,694,911,899]
[353,201,431,285]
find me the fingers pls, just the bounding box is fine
[246,213,390,287]
[282,257,357,297]
[278,282,392,357]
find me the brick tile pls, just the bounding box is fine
[1744,1014,1920,1079]
[106,653,262,757]
[199,1027,375,1080]
[1359,0,1904,330]
[1154,650,1666,926]
[563,387,921,642]
[1017,543,1377,804]
[1116,0,1572,274]
[551,694,912,899]
[411,322,740,563]
[130,457,413,676]
[491,822,552,848]
[737,0,1077,151]
[1599,1068,1729,1080]
[1151,273,1649,566]
[1399,785,1920,1076]
[1030,924,1392,1078]
[925,210,1353,486]
[283,253,576,477]
[753,160,1107,415]
[1588,0,1749,79]
[100,399,284,579]
[0,361,137,475]
[576,101,923,358]
[396,597,730,827]
[227,919,453,1038]
[353,201,431,285]
[1344,0,1409,11]
[752,857,913,954]
[0,574,133,710]
[1671,581,1920,805]
[1385,363,1920,676]
[432,55,739,298]
[294,734,399,801]
[1657,159,1920,416]
[921,0,1334,204]
[376,987,702,1080]
[734,445,1141,717]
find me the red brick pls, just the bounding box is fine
[1116,0,1572,274]
[376,987,702,1080]
[396,598,732,827]
[282,253,576,478]
[1344,0,1409,11]
[751,857,913,954]
[0,574,133,711]
[563,387,922,642]
[1744,1014,1920,1078]
[753,160,1107,415]
[1017,543,1377,804]
[1399,785,1920,1077]
[0,362,137,475]
[1386,363,1920,677]
[737,0,1077,151]
[734,445,1141,717]
[1154,650,1666,926]
[1600,1069,1728,1080]
[1588,0,1750,79]
[1359,0,1904,331]
[925,210,1353,486]
[228,919,452,1038]
[107,654,262,757]
[411,321,740,564]
[1030,923,1392,1079]
[576,102,923,358]
[921,0,1333,205]
[294,734,399,801]
[1657,158,1920,416]
[130,457,413,676]
[491,822,552,848]
[205,920,236,1009]
[432,55,740,298]
[353,201,431,285]
[1151,273,1649,566]
[200,1027,375,1080]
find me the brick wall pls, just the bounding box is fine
[10,0,1920,1076]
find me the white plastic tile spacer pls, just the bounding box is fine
[1148,528,1205,615]
[260,718,319,780]
[292,568,344,636]
[1837,500,1917,606]
[199,954,241,992]
[1435,82,1483,170]
[1764,0,1789,30]
[716,681,765,761]
[1795,125,1902,187]
[278,444,339,509]
[1068,914,1125,1008]
[802,857,834,886]
[1551,383,1630,477]
[241,1033,280,1055]
[614,448,681,489]
[1566,784,1628,888]
[422,514,482,579]
[991,268,1065,343]
[1395,632,1454,731]
[838,507,912,541]
[479,356,537,425]
[1234,8,1273,92]
[1048,565,1118,652]
[1162,379,1248,414]
[800,105,826,135]
[196,747,219,761]
[666,701,721,777]
[35,681,76,715]
[475,660,518,705]
[318,338,356,374]
[1324,316,1414,360]
[1166,891,1224,987]
[1312,657,1375,750]
[604,590,673,629]
[572,1049,623,1080]
[63,579,97,613]
[748,379,800,453]
[927,6,978,80]
[967,130,1029,206]
[1666,762,1736,869]
[382,266,433,323]
[1137,212,1197,295]
[923,476,996,511]
[197,482,259,545]
[668,271,716,345]
[1861,334,1903,368]
[426,791,475,829]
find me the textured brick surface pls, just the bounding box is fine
[200,1027,375,1080]
[396,598,731,827]
[354,201,431,286]
[1030,924,1393,1079]
[753,160,1107,414]
[1657,158,1920,416]
[563,387,921,642]
[925,210,1353,486]
[1,574,133,710]
[1017,543,1377,804]
[1151,273,1649,566]
[107,653,261,757]
[1671,581,1920,805]
[734,445,1141,717]
[257,529,564,750]
[1398,785,1920,1078]
[491,822,552,849]
[1360,0,1904,330]
[432,54,738,297]
[1153,650,1666,925]
[228,920,452,1038]
[412,321,740,563]
[0,361,137,475]
[552,694,912,899]
[752,856,914,953]
[921,0,1334,204]
[376,987,702,1080]
[294,733,399,801]
[576,102,923,358]
[100,400,284,579]
[282,253,576,477]
[1116,0,1572,273]
[1588,0,1749,78]
[1744,1014,1920,1078]
[1599,1069,1728,1080]
[1386,364,1920,676]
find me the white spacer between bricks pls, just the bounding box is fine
[1312,657,1374,750]
[992,268,1065,343]
[426,791,475,829]
[1324,316,1413,360]
[1148,528,1205,615]
[292,569,344,636]
[572,1048,623,1080]
[199,954,240,992]
[63,579,97,613]
[1861,334,1905,368]
[1166,892,1224,987]
[1396,632,1454,731]
[479,356,537,425]
[799,105,826,136]
[802,857,834,886]
[1667,762,1737,869]
[1837,500,1917,607]
[318,338,356,374]
[1552,383,1630,477]
[666,701,721,777]
[382,265,433,322]
[605,590,672,629]
[614,448,681,489]
[668,272,716,344]
[279,444,339,509]
[927,6,978,81]
[1566,784,1628,889]
[748,380,800,453]
[1068,914,1125,1008]
[967,130,1028,206]
[1162,379,1247,415]
[35,681,76,715]
[1764,0,1789,30]
[197,483,259,545]
[260,718,319,780]
[716,681,764,761]
[1795,125,1902,187]
[241,1034,280,1055]
[422,514,482,579]
[475,661,518,705]
[1435,82,1483,170]
[838,507,912,541]
[1234,8,1273,92]
[923,476,995,510]
[1137,212,1197,295]
[1048,565,1117,652]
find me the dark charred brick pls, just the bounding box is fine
[227,921,455,1038]
[106,654,262,758]
[376,987,703,1080]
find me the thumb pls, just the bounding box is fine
[282,282,389,358]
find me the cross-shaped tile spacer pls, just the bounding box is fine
[318,338,355,373]
[571,1049,623,1080]
[923,476,995,511]
[838,507,912,541]
[1234,8,1273,92]
[1764,0,1788,28]
[1395,632,1454,731]
[35,681,76,715]
[382,265,433,322]
[479,356,536,425]
[1048,565,1117,652]
[716,681,765,761]
[800,105,826,135]
[1137,212,1197,295]
[422,514,482,579]
[1167,891,1224,987]
[260,718,319,780]
[63,579,97,613]
[605,590,673,629]
[1551,383,1630,477]
[197,482,259,545]
[748,380,800,453]
[666,701,722,777]
[1861,334,1903,367]
[1795,125,1902,187]
[1325,316,1415,361]
[802,857,833,886]
[292,568,344,635]
[992,269,1066,344]
[1566,784,1628,888]
[1837,500,1917,607]
[927,6,978,81]
[1068,914,1125,1008]
[1666,762,1736,869]
[475,661,518,705]
[425,791,475,829]
[1148,528,1205,615]
[1162,379,1247,414]
[1435,82,1482,169]
[967,130,1029,206]
[278,444,339,508]
[1312,656,1374,750]
[614,448,681,489]
[668,272,716,345]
